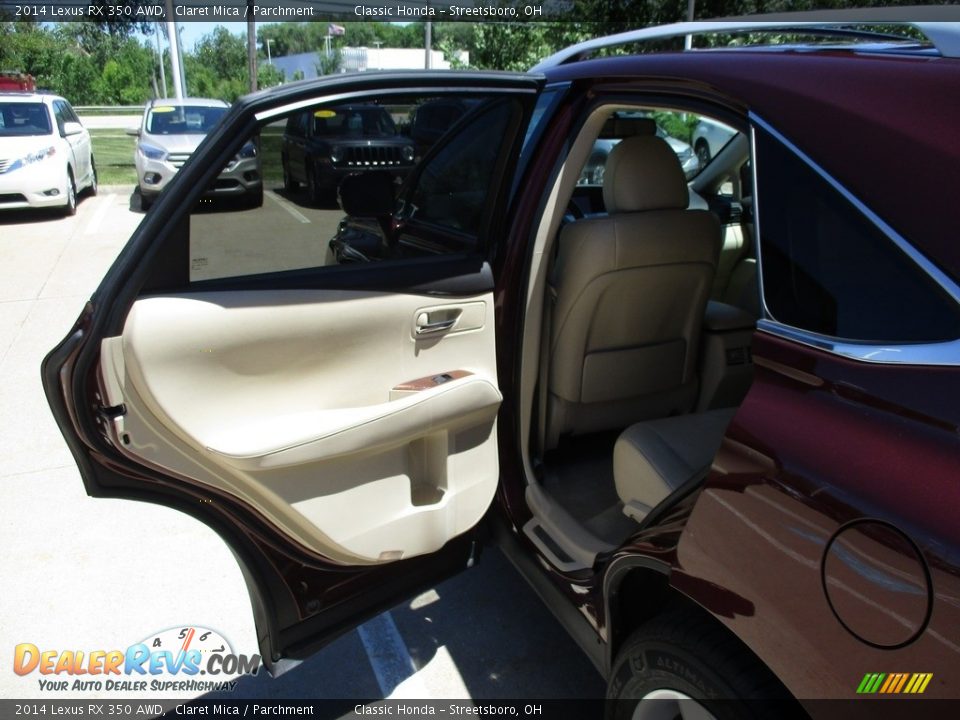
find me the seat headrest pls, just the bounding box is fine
[603,135,689,214]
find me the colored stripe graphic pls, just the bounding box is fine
[893,674,909,694]
[857,673,932,694]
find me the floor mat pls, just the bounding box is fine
[542,432,637,545]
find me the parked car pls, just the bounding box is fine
[0,92,96,215]
[44,19,960,717]
[128,97,262,211]
[692,116,738,168]
[280,103,415,203]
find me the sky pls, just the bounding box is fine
[165,21,246,51]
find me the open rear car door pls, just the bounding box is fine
[42,72,543,669]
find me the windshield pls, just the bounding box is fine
[146,105,227,135]
[312,107,396,138]
[0,102,52,137]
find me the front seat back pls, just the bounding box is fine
[546,135,722,446]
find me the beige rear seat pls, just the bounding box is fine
[613,409,737,522]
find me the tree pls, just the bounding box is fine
[317,50,343,76]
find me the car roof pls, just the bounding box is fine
[545,49,960,283]
[0,92,62,103]
[148,97,228,108]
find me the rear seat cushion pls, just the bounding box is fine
[613,409,737,518]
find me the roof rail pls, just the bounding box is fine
[531,19,960,71]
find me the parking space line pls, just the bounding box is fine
[356,611,426,698]
[83,194,115,235]
[265,190,311,224]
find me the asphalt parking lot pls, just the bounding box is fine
[0,189,604,706]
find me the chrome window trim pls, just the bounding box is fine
[255,86,537,123]
[756,320,960,366]
[749,113,960,367]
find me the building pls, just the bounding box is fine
[267,48,469,81]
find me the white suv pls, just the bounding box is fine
[0,93,96,215]
[129,98,262,211]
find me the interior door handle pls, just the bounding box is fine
[415,316,456,335]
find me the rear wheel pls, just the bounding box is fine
[282,156,299,192]
[607,610,796,720]
[306,162,325,206]
[695,140,711,170]
[86,158,98,197]
[245,185,264,209]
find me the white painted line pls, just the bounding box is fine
[357,611,426,698]
[83,194,115,235]
[265,189,311,224]
[411,645,471,699]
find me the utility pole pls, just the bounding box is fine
[154,23,167,98]
[247,2,257,92]
[266,39,273,65]
[163,2,184,99]
[177,24,188,96]
[425,22,432,68]
[685,0,696,50]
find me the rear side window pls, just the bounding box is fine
[756,128,960,343]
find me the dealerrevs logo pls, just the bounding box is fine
[13,626,260,693]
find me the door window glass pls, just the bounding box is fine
[182,92,526,283]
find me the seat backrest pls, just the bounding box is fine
[547,135,721,442]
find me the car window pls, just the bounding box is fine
[575,109,711,188]
[310,107,396,138]
[755,127,960,343]
[180,92,525,283]
[146,105,227,135]
[0,102,52,136]
[405,98,517,237]
[62,102,81,124]
[52,101,68,135]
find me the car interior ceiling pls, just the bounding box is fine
[522,104,760,571]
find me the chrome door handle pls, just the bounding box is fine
[415,318,456,335]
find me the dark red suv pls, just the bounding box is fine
[43,20,960,718]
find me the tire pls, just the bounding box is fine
[282,156,298,192]
[86,157,98,197]
[306,161,325,206]
[695,140,711,170]
[61,169,77,216]
[245,185,264,209]
[606,610,797,720]
[139,190,153,212]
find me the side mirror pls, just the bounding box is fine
[63,121,84,137]
[125,125,141,137]
[338,171,395,217]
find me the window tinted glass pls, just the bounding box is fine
[0,102,51,136]
[52,101,67,135]
[310,106,396,138]
[575,108,718,188]
[756,128,960,343]
[181,92,524,283]
[146,105,227,135]
[407,99,515,237]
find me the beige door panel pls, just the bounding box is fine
[100,289,501,565]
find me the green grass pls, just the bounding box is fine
[90,129,136,185]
